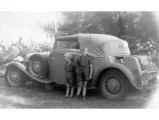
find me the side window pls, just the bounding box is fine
[72,42,80,49]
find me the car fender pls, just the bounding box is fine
[25,52,50,62]
[96,63,142,89]
[6,61,53,84]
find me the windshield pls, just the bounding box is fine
[54,41,80,49]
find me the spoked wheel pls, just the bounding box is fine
[99,69,127,100]
[29,59,41,76]
[28,56,48,78]
[5,66,26,87]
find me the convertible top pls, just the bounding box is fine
[56,34,119,43]
[56,34,130,57]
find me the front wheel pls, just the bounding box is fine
[99,69,128,100]
[5,66,26,87]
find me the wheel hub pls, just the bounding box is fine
[105,77,121,94]
[32,61,41,73]
[11,72,18,80]
[7,70,20,85]
[108,81,117,90]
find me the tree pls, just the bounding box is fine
[11,37,29,58]
[0,43,6,61]
[41,11,158,55]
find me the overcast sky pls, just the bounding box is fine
[0,11,63,46]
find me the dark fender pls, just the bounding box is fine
[6,61,53,84]
[25,52,50,61]
[95,63,142,90]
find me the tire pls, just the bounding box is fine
[99,69,128,100]
[5,66,26,87]
[28,55,48,78]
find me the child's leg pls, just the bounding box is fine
[82,74,89,101]
[70,73,75,97]
[76,71,82,96]
[65,83,70,97]
[82,81,88,98]
[76,81,82,96]
[70,85,74,97]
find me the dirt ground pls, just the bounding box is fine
[0,76,158,109]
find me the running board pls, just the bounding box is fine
[26,72,54,84]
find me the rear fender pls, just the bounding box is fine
[96,63,142,90]
[6,61,53,84]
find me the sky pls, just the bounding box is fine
[0,11,63,46]
[1,11,158,48]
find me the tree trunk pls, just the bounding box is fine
[117,15,126,38]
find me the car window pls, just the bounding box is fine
[103,40,130,56]
[55,41,80,49]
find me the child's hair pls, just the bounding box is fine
[81,48,88,56]
[81,48,88,52]
[64,53,73,62]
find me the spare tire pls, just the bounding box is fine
[28,55,48,78]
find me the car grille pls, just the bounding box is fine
[142,64,157,73]
[136,55,157,74]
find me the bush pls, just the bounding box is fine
[0,38,53,63]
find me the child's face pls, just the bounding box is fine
[82,49,88,56]
[65,56,72,63]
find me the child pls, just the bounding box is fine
[64,53,76,98]
[76,48,92,101]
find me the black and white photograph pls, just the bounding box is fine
[0,1,159,111]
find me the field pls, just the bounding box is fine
[0,75,157,108]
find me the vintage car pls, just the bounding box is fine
[4,34,157,100]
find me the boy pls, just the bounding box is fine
[76,48,92,101]
[64,53,76,98]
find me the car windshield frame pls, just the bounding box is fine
[54,40,80,50]
[53,35,80,50]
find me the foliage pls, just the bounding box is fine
[0,37,52,63]
[1,11,159,65]
[43,11,159,56]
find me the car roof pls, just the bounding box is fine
[56,34,78,41]
[56,34,119,42]
[56,34,129,57]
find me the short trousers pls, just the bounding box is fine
[78,66,90,76]
[65,72,75,85]
[77,71,90,82]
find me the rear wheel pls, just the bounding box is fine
[99,69,127,100]
[5,66,26,87]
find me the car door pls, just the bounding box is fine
[48,40,80,84]
[50,49,66,84]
